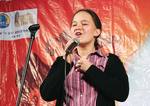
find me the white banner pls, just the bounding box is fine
[0,8,37,40]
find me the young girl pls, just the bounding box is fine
[40,9,129,106]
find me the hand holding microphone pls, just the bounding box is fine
[64,38,80,63]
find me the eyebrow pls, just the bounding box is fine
[72,20,89,24]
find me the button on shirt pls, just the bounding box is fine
[63,50,108,106]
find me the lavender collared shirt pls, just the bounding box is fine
[64,50,108,106]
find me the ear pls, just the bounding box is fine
[94,29,101,38]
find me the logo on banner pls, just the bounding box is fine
[14,12,34,27]
[0,8,37,40]
[0,13,10,28]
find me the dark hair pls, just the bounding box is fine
[72,9,102,49]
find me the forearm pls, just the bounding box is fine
[85,65,129,101]
[83,55,129,102]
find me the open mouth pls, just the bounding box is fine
[75,32,82,37]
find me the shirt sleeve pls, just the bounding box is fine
[40,56,72,101]
[83,53,129,102]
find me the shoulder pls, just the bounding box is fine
[107,53,123,65]
[53,56,64,63]
[108,53,120,60]
[56,56,63,59]
[105,53,126,75]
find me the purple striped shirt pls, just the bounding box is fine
[64,50,108,106]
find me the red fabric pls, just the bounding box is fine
[0,0,150,106]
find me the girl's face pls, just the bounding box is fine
[71,11,100,47]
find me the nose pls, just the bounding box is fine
[73,23,82,32]
[76,23,82,29]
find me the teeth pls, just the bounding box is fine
[75,32,81,36]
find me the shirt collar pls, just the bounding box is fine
[90,49,103,57]
[74,48,105,58]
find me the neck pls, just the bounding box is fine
[77,44,96,57]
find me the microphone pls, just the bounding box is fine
[28,24,40,38]
[28,24,40,32]
[65,38,80,54]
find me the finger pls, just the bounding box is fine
[76,63,81,67]
[77,59,81,63]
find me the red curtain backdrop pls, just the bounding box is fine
[0,0,150,106]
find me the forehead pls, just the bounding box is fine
[72,11,93,22]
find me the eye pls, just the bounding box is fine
[71,21,77,27]
[82,21,88,26]
[72,23,77,27]
[82,23,88,26]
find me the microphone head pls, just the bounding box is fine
[28,24,40,38]
[28,24,40,32]
[65,38,80,54]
